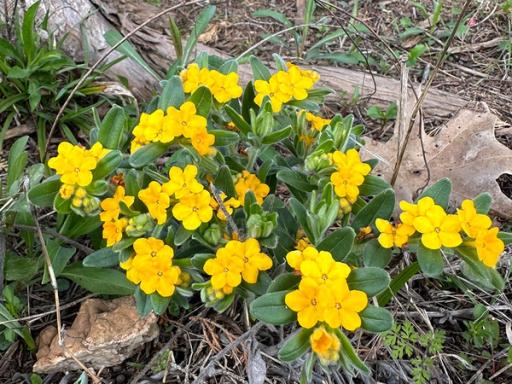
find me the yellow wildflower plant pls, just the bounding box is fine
[210,192,241,220]
[162,164,204,198]
[457,199,492,238]
[472,227,505,268]
[375,219,414,248]
[172,189,213,230]
[99,186,135,222]
[204,247,244,294]
[102,218,128,247]
[305,112,331,131]
[300,251,351,288]
[190,126,215,156]
[286,246,319,271]
[59,184,75,200]
[330,148,371,204]
[310,327,341,363]
[285,279,331,329]
[235,238,273,283]
[234,170,270,204]
[180,63,211,93]
[208,70,243,103]
[163,101,207,139]
[254,75,292,113]
[399,197,435,227]
[48,142,98,187]
[131,109,165,145]
[413,204,462,250]
[138,181,171,225]
[323,283,368,331]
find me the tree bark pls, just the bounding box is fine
[18,0,468,118]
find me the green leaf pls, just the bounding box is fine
[352,189,395,231]
[289,198,315,244]
[60,215,101,239]
[211,130,239,146]
[83,248,119,268]
[6,136,28,194]
[183,6,216,63]
[129,142,169,168]
[457,246,505,291]
[498,232,512,245]
[363,239,392,268]
[159,76,184,109]
[277,169,315,192]
[22,1,40,61]
[474,193,492,214]
[416,243,444,277]
[278,328,312,362]
[28,177,60,208]
[134,287,153,316]
[336,330,370,374]
[0,303,36,351]
[249,291,296,325]
[93,150,123,180]
[377,262,420,306]
[151,294,170,315]
[214,165,236,198]
[0,94,25,115]
[225,105,251,135]
[417,178,451,208]
[61,263,134,295]
[219,59,238,74]
[188,86,212,117]
[174,225,193,246]
[317,228,355,261]
[360,305,393,332]
[42,240,76,284]
[347,267,390,296]
[252,9,292,27]
[250,55,271,80]
[267,273,300,293]
[168,18,183,61]
[104,29,160,80]
[359,175,391,196]
[262,126,292,144]
[98,105,126,150]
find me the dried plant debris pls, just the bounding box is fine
[364,105,512,217]
[33,297,159,373]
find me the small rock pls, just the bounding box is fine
[33,296,159,373]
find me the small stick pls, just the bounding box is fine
[209,182,240,239]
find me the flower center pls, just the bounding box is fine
[321,274,328,280]
[335,302,341,310]
[243,256,249,263]
[181,120,187,126]
[311,298,317,306]
[157,271,163,277]
[151,251,157,257]
[74,168,80,173]
[192,207,198,212]
[434,227,441,233]
[223,267,229,272]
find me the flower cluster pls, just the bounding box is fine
[121,238,181,297]
[254,63,319,112]
[310,326,341,363]
[180,63,243,103]
[234,170,270,204]
[285,246,368,330]
[305,111,331,131]
[130,101,215,156]
[203,238,272,295]
[48,142,109,213]
[100,186,135,246]
[376,197,505,267]
[330,148,371,208]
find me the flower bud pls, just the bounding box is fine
[339,198,352,214]
[203,223,222,245]
[305,152,333,172]
[59,184,75,200]
[126,213,153,237]
[82,196,100,215]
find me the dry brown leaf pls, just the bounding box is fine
[363,104,512,217]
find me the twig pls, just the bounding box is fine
[209,182,240,239]
[390,0,472,186]
[191,322,264,384]
[0,231,5,300]
[43,0,205,159]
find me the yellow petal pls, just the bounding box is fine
[421,232,442,250]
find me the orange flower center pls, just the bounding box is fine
[321,274,328,281]
[157,271,163,277]
[435,227,441,233]
[151,251,157,257]
[335,302,341,310]
[223,267,229,272]
[311,298,317,306]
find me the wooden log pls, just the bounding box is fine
[20,0,468,117]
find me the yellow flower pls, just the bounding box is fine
[88,142,110,161]
[413,204,462,250]
[102,218,128,247]
[323,282,368,331]
[330,149,371,202]
[310,326,341,363]
[300,251,351,288]
[254,75,292,112]
[375,219,415,248]
[126,238,181,297]
[48,142,97,187]
[130,135,151,153]
[210,192,241,220]
[305,112,330,131]
[236,238,273,283]
[204,248,244,294]
[286,62,320,85]
[472,227,504,268]
[295,237,312,251]
[162,164,204,198]
[100,186,135,222]
[132,109,165,143]
[286,246,318,270]
[191,127,215,156]
[164,101,207,139]
[59,184,75,200]
[234,171,270,204]
[208,70,243,103]
[281,65,314,100]
[285,279,330,329]
[332,148,371,176]
[457,199,492,238]
[138,181,170,225]
[180,63,210,93]
[172,189,213,230]
[339,197,353,213]
[399,197,435,226]
[299,134,316,147]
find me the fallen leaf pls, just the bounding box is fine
[363,103,512,217]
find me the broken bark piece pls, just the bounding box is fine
[33,296,159,374]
